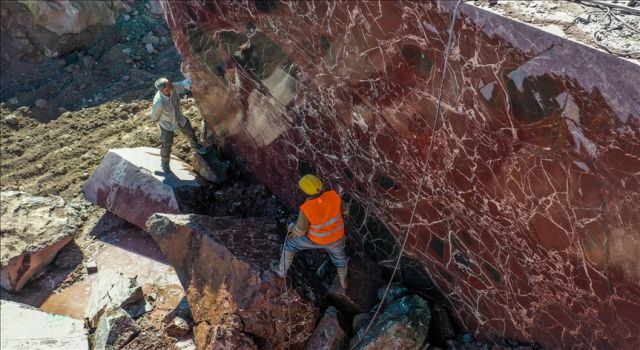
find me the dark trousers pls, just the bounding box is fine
[160,119,198,165]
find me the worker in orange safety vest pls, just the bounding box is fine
[272,174,350,289]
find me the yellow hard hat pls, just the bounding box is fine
[298,174,323,195]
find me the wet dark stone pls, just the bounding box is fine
[343,167,354,181]
[483,262,502,284]
[377,282,408,304]
[299,159,315,176]
[429,304,456,347]
[376,173,396,190]
[505,71,561,124]
[430,238,445,259]
[401,44,433,74]
[320,35,332,55]
[255,0,277,12]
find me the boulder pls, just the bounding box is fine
[94,307,140,350]
[0,300,88,349]
[165,315,192,338]
[190,146,230,184]
[83,147,203,230]
[0,191,78,292]
[327,257,385,314]
[304,306,346,350]
[85,270,144,327]
[34,98,48,107]
[350,295,431,350]
[149,0,164,16]
[377,283,408,304]
[146,213,320,349]
[0,1,126,64]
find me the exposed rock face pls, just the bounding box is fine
[0,300,88,349]
[146,213,319,349]
[304,306,346,350]
[83,147,203,230]
[351,295,431,350]
[0,1,126,69]
[161,1,640,348]
[327,257,385,314]
[0,191,77,292]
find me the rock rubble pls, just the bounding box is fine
[0,191,78,292]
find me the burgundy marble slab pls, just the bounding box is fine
[160,1,640,348]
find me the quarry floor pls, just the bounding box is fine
[2,1,636,348]
[0,2,206,347]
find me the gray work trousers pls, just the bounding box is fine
[159,119,198,165]
[283,235,348,268]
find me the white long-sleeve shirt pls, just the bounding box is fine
[150,79,191,131]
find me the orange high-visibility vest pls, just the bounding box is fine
[300,190,345,245]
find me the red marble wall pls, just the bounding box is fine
[160,1,640,348]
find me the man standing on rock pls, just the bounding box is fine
[151,77,207,172]
[273,175,350,289]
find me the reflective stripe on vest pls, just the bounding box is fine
[309,223,344,237]
[309,215,342,230]
[300,190,345,245]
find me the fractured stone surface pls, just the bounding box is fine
[0,300,88,349]
[327,257,385,314]
[303,306,346,350]
[161,1,640,348]
[146,213,319,349]
[351,295,431,350]
[93,307,141,350]
[85,269,144,327]
[1,191,78,292]
[83,147,201,230]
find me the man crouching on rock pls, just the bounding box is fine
[151,77,207,172]
[272,174,350,289]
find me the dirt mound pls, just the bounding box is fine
[1,0,181,122]
[0,99,205,199]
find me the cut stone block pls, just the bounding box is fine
[82,147,202,230]
[146,213,319,349]
[0,300,88,349]
[0,191,78,292]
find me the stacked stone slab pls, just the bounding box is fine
[0,191,78,292]
[83,147,202,230]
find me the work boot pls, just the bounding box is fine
[191,141,208,155]
[337,266,349,290]
[271,250,294,278]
